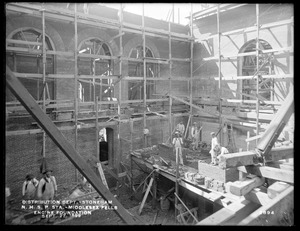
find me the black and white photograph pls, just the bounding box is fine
[5,3,294,226]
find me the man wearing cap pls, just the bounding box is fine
[172,130,184,165]
[22,174,39,199]
[37,169,57,200]
[176,121,185,137]
[209,132,219,165]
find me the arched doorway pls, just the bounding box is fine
[99,127,114,164]
[238,39,274,101]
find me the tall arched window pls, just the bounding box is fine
[128,46,158,100]
[6,29,55,101]
[238,39,274,101]
[78,38,113,103]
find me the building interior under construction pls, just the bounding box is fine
[5,3,294,226]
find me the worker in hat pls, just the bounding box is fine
[176,121,185,137]
[172,130,184,165]
[22,174,39,199]
[37,169,57,200]
[190,122,197,140]
[209,132,219,165]
[193,124,202,151]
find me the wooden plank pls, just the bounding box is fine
[169,94,219,118]
[138,177,154,215]
[266,160,294,171]
[97,163,109,189]
[215,74,293,81]
[267,182,291,199]
[219,146,294,169]
[244,188,272,206]
[224,201,261,225]
[197,200,257,225]
[237,166,293,184]
[229,177,265,196]
[239,186,293,225]
[174,193,199,223]
[5,66,136,225]
[245,134,262,142]
[256,89,294,158]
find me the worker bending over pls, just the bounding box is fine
[172,130,184,165]
[217,146,229,163]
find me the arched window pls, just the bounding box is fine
[78,38,113,103]
[128,46,158,100]
[6,29,55,101]
[239,39,274,101]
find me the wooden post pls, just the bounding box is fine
[142,4,147,148]
[189,4,194,135]
[217,4,223,146]
[42,8,46,158]
[246,131,250,151]
[138,177,154,215]
[130,118,133,193]
[96,96,99,159]
[184,114,191,139]
[255,4,260,145]
[116,3,123,178]
[152,171,157,208]
[74,4,79,182]
[168,17,172,145]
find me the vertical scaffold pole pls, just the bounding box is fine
[42,7,46,158]
[74,4,79,181]
[217,4,223,146]
[255,4,260,145]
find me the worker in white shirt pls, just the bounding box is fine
[37,169,57,200]
[22,174,39,199]
[217,146,230,163]
[193,125,202,151]
[144,127,151,147]
[176,121,185,137]
[172,130,184,165]
[190,122,197,140]
[209,132,219,165]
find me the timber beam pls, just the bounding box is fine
[219,146,293,169]
[6,66,136,225]
[237,165,293,184]
[197,199,260,225]
[238,186,294,225]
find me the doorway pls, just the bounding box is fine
[99,127,114,164]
